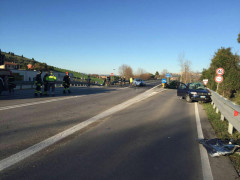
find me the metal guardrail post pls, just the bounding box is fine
[221,114,225,121]
[210,90,240,134]
[228,123,234,134]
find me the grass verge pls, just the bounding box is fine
[203,103,240,174]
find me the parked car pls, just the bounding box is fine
[177,82,211,102]
[133,78,146,86]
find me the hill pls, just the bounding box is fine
[0,50,103,83]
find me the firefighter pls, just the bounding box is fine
[63,72,71,94]
[43,72,49,96]
[34,70,43,97]
[107,76,111,86]
[87,75,91,87]
[46,71,56,96]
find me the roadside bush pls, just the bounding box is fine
[166,80,179,89]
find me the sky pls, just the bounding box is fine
[0,0,240,75]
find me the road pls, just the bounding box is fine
[0,81,239,179]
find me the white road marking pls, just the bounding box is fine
[0,86,164,172]
[195,102,214,180]
[0,95,85,111]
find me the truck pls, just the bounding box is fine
[0,69,15,94]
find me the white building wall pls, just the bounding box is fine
[11,70,73,81]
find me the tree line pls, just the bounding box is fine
[201,33,240,98]
[118,64,154,80]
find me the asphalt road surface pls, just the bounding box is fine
[0,81,239,180]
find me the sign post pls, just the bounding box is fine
[215,68,224,92]
[165,73,171,84]
[111,73,114,82]
[203,79,208,85]
[216,68,224,76]
[162,78,167,88]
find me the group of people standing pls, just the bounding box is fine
[34,71,71,97]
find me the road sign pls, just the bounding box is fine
[165,73,171,78]
[162,78,167,83]
[215,75,223,83]
[203,79,208,85]
[111,73,114,76]
[216,68,224,75]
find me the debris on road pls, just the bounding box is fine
[198,138,240,157]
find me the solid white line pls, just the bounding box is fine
[0,95,85,111]
[195,102,214,180]
[0,87,164,172]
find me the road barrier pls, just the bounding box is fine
[210,90,240,134]
[14,79,161,90]
[14,81,98,90]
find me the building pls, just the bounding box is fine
[0,62,19,70]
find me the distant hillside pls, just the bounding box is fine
[0,50,103,83]
[2,51,54,71]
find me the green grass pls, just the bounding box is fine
[203,103,240,174]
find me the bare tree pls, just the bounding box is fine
[118,64,133,79]
[178,53,192,83]
[161,69,168,76]
[158,69,168,79]
[135,68,151,80]
[136,68,145,75]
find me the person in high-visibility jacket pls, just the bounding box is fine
[130,77,133,87]
[34,71,43,97]
[46,71,57,96]
[63,72,71,94]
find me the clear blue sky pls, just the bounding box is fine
[0,0,239,75]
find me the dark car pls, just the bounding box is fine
[177,82,211,102]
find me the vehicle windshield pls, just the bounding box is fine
[188,83,206,90]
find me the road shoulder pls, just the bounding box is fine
[198,103,240,180]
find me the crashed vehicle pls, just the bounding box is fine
[177,82,211,102]
[133,78,146,87]
[198,138,240,157]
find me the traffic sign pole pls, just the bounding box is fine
[215,75,223,92]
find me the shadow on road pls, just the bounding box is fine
[0,80,160,101]
[0,86,119,101]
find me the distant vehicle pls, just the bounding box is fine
[0,69,16,94]
[133,78,146,86]
[177,82,211,102]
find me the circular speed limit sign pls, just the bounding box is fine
[215,75,223,83]
[216,68,224,75]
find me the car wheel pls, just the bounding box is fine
[186,95,192,102]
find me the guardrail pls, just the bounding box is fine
[14,81,98,90]
[210,90,240,134]
[13,79,160,90]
